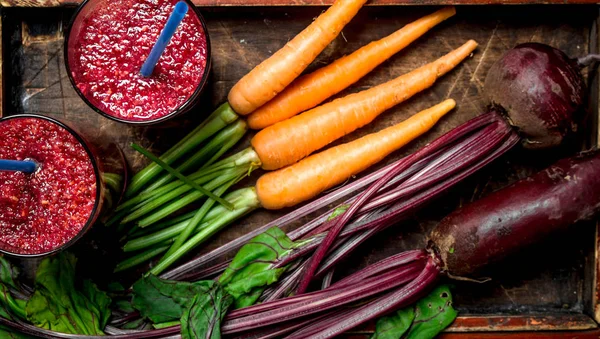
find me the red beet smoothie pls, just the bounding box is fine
[0,117,97,255]
[70,0,208,122]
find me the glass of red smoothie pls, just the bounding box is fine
[0,114,126,257]
[64,0,211,125]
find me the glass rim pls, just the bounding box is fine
[0,113,103,258]
[63,0,212,126]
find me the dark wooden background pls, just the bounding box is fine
[2,4,600,334]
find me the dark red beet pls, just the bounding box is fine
[429,150,600,276]
[484,43,585,149]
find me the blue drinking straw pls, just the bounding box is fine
[140,1,189,77]
[0,159,37,173]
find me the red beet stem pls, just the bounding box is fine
[230,311,340,339]
[331,250,427,288]
[260,261,307,303]
[577,54,600,68]
[297,113,517,293]
[314,131,520,278]
[297,113,515,293]
[222,260,425,334]
[287,259,440,339]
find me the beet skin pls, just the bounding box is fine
[429,151,600,277]
[484,43,585,149]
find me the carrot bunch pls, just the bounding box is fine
[116,3,478,275]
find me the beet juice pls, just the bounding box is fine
[0,116,100,255]
[66,0,210,123]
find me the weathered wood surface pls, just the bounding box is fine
[1,0,600,7]
[2,5,599,334]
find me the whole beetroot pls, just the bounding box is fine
[429,150,600,276]
[484,43,586,149]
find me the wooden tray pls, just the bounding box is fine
[1,3,600,338]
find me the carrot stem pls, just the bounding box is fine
[119,170,225,224]
[134,165,254,227]
[160,179,236,260]
[139,119,247,195]
[148,187,261,276]
[130,143,234,210]
[126,103,238,197]
[124,219,203,253]
[114,244,171,273]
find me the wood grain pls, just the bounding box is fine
[1,5,599,336]
[1,0,599,6]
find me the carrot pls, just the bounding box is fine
[251,40,478,171]
[247,7,457,130]
[256,99,456,210]
[227,0,367,116]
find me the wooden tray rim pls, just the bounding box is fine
[1,0,600,7]
[1,2,600,337]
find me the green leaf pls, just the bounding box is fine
[0,284,26,320]
[328,204,350,221]
[218,227,297,308]
[132,275,215,324]
[107,281,126,292]
[25,252,111,335]
[0,325,36,339]
[0,257,19,290]
[180,283,232,339]
[114,299,136,314]
[370,308,415,339]
[370,285,457,339]
[406,285,457,339]
[121,318,147,330]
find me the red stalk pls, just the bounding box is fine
[314,131,519,278]
[331,249,427,288]
[231,310,346,339]
[260,261,307,303]
[296,113,513,293]
[286,259,441,339]
[226,261,423,321]
[222,261,425,334]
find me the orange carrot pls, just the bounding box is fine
[251,40,478,171]
[227,0,367,116]
[247,7,457,130]
[256,99,456,210]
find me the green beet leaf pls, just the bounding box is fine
[371,308,415,339]
[0,325,36,339]
[180,283,232,339]
[328,204,350,221]
[25,252,111,335]
[0,257,27,321]
[218,227,298,308]
[0,257,19,290]
[406,285,457,339]
[132,274,216,324]
[370,285,457,339]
